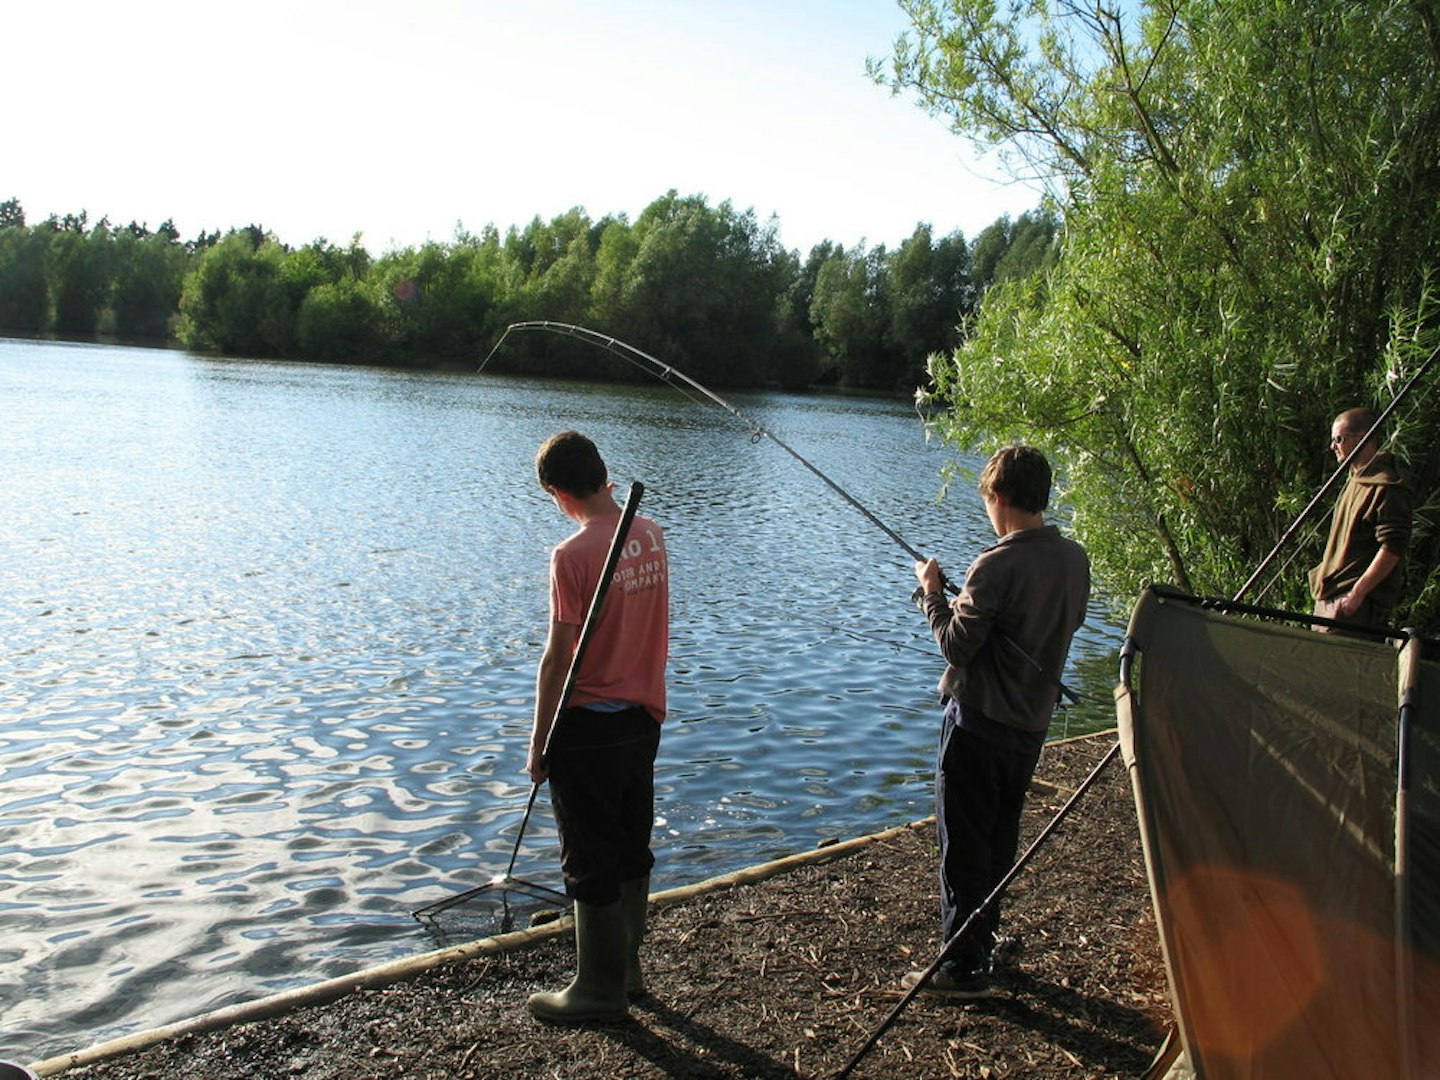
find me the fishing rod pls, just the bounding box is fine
[481,321,1077,704]
[1234,340,1440,604]
[412,482,645,920]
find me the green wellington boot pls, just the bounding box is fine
[527,899,630,1024]
[621,876,650,1000]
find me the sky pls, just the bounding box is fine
[6,0,1044,256]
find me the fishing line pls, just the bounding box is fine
[825,624,938,657]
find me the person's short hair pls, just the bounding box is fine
[1336,407,1381,446]
[978,445,1052,514]
[536,430,608,497]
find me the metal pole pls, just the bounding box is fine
[1394,634,1421,1078]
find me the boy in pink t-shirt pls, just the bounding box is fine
[525,431,669,1024]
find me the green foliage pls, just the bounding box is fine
[882,0,1440,626]
[180,231,293,356]
[373,238,506,364]
[505,208,601,327]
[0,226,50,331]
[296,277,388,362]
[887,224,973,381]
[1,185,1058,398]
[769,245,822,390]
[50,222,115,336]
[587,191,793,387]
[808,222,992,389]
[111,228,188,339]
[969,211,1058,291]
[811,242,891,386]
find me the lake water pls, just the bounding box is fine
[0,337,1124,1061]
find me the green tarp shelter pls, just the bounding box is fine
[1116,586,1440,1078]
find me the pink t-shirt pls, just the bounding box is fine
[549,512,669,723]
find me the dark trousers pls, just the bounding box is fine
[546,705,661,906]
[935,707,1042,975]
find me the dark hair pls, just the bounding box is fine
[978,445,1052,514]
[535,430,608,496]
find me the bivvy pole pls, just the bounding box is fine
[1233,341,1440,605]
[1394,634,1422,1079]
[834,739,1123,1080]
[412,482,645,920]
[480,320,1077,704]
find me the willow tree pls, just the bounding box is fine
[876,0,1440,623]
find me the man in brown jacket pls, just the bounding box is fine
[1309,407,1412,630]
[910,445,1090,999]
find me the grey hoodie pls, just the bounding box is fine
[919,525,1090,734]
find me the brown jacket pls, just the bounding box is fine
[1308,450,1412,618]
[920,525,1090,734]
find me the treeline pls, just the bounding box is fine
[0,192,1056,390]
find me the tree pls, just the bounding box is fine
[504,208,601,327]
[769,244,823,389]
[50,220,114,336]
[886,224,973,384]
[179,230,293,355]
[296,277,387,361]
[968,211,1058,295]
[372,238,505,364]
[810,242,892,387]
[876,0,1440,625]
[0,226,50,331]
[0,197,24,229]
[590,191,792,387]
[111,228,189,339]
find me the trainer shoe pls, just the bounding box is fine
[900,968,995,1000]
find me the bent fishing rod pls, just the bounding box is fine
[482,321,927,562]
[480,321,1076,703]
[412,482,645,920]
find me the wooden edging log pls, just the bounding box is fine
[32,728,1117,1077]
[30,820,937,1076]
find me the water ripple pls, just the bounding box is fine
[0,341,1126,1060]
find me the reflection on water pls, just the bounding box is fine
[0,339,1124,1060]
